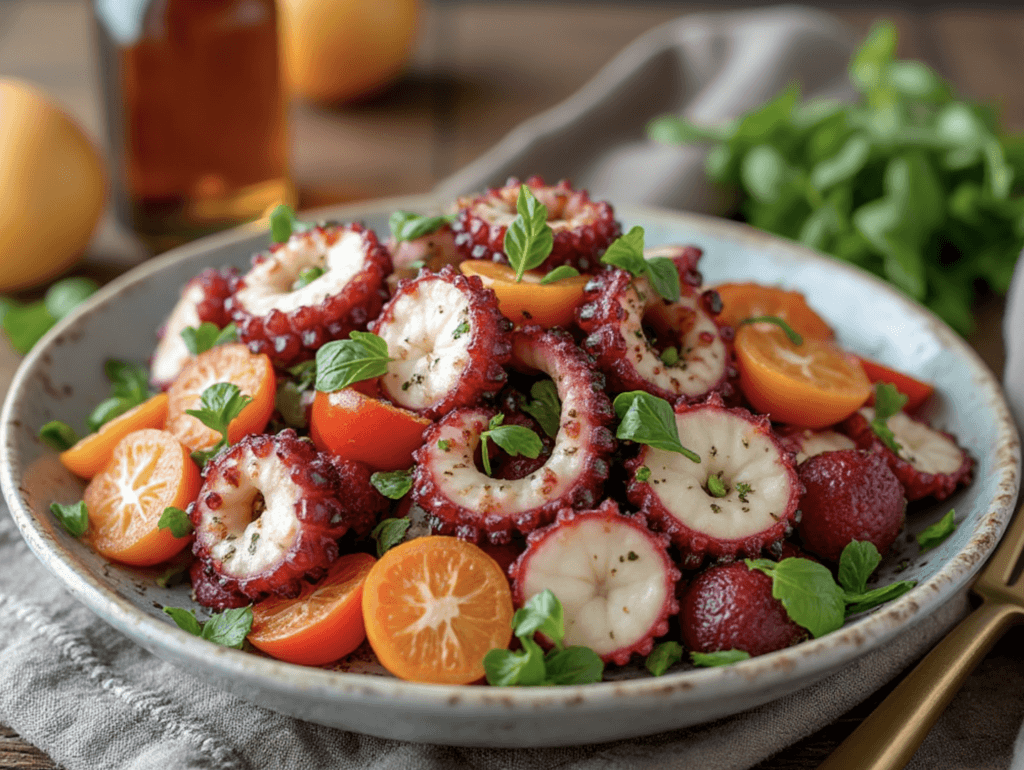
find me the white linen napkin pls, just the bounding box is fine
[2,6,1021,770]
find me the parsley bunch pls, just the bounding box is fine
[649,21,1024,335]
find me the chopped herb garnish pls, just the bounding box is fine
[735,481,753,503]
[437,438,452,451]
[659,346,680,366]
[636,465,652,482]
[294,266,325,290]
[917,509,957,552]
[452,321,471,340]
[707,474,728,498]
[645,641,684,676]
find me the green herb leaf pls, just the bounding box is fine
[504,186,555,281]
[544,646,604,685]
[200,606,253,648]
[870,382,909,453]
[838,540,883,595]
[735,482,752,503]
[155,563,190,589]
[49,501,88,537]
[371,469,414,500]
[738,316,804,346]
[745,558,846,638]
[158,506,193,538]
[389,211,453,242]
[540,265,580,284]
[613,391,700,462]
[844,580,917,616]
[437,438,451,452]
[635,465,652,482]
[645,257,682,303]
[274,381,308,429]
[659,346,679,366]
[512,589,565,647]
[315,332,392,392]
[452,321,471,340]
[269,204,312,243]
[690,649,752,668]
[185,382,252,458]
[600,226,647,275]
[163,606,203,636]
[86,397,131,433]
[484,635,547,687]
[294,266,325,290]
[521,380,561,438]
[44,277,98,320]
[370,517,412,557]
[106,360,150,404]
[181,322,237,356]
[479,414,543,477]
[39,420,79,451]
[288,359,317,391]
[917,509,957,552]
[645,641,684,676]
[706,474,728,498]
[2,301,56,354]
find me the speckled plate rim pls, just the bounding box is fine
[1,197,1020,741]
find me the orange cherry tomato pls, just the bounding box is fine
[310,388,430,471]
[248,552,376,666]
[458,259,590,329]
[82,428,201,566]
[60,393,169,479]
[714,282,835,341]
[735,324,871,429]
[854,355,935,413]
[361,536,514,684]
[165,343,276,453]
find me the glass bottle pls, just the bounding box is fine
[94,0,295,252]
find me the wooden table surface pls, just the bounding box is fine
[0,1,1020,767]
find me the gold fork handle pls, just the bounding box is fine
[818,599,1024,770]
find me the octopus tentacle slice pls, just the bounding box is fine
[842,408,973,501]
[776,425,857,465]
[452,176,621,272]
[509,500,680,665]
[412,326,617,543]
[576,258,732,404]
[370,266,513,419]
[150,267,239,389]
[626,394,802,562]
[190,429,387,603]
[228,223,392,368]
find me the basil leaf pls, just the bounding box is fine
[315,332,392,392]
[200,606,253,649]
[539,265,580,285]
[690,649,752,667]
[269,204,312,243]
[163,606,203,636]
[370,469,414,500]
[843,580,917,616]
[185,382,252,458]
[917,509,957,552]
[44,277,98,320]
[105,360,149,404]
[512,589,565,645]
[645,257,681,303]
[746,558,845,639]
[39,420,79,452]
[370,517,411,557]
[612,391,700,462]
[294,267,325,290]
[645,641,684,676]
[274,381,308,429]
[480,416,543,478]
[3,301,56,354]
[870,382,908,453]
[504,186,554,281]
[838,540,882,595]
[181,322,237,356]
[600,226,647,275]
[521,380,561,438]
[86,396,131,433]
[544,646,604,685]
[484,635,547,687]
[288,359,317,391]
[49,501,88,537]
[158,506,194,538]
[389,211,452,242]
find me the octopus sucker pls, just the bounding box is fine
[451,176,621,273]
[228,223,392,368]
[412,326,616,543]
[370,266,513,419]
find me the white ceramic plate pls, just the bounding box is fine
[1,198,1019,747]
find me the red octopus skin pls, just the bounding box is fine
[626,394,802,562]
[452,176,621,273]
[228,223,392,368]
[189,559,251,611]
[412,326,616,543]
[190,429,387,604]
[509,500,680,665]
[576,259,734,405]
[841,409,973,501]
[369,266,513,419]
[680,561,807,657]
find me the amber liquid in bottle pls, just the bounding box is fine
[96,0,294,252]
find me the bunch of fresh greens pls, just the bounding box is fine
[1,276,98,354]
[648,21,1024,335]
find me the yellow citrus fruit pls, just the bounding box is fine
[0,79,107,292]
[278,0,420,104]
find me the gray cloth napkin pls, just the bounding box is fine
[2,5,1021,770]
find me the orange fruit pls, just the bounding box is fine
[361,536,514,684]
[83,428,201,566]
[60,393,169,479]
[165,343,276,453]
[249,552,376,665]
[278,0,420,103]
[0,79,106,291]
[458,260,591,329]
[735,324,871,429]
[713,282,835,341]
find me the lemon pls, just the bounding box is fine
[0,79,107,292]
[279,0,420,104]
